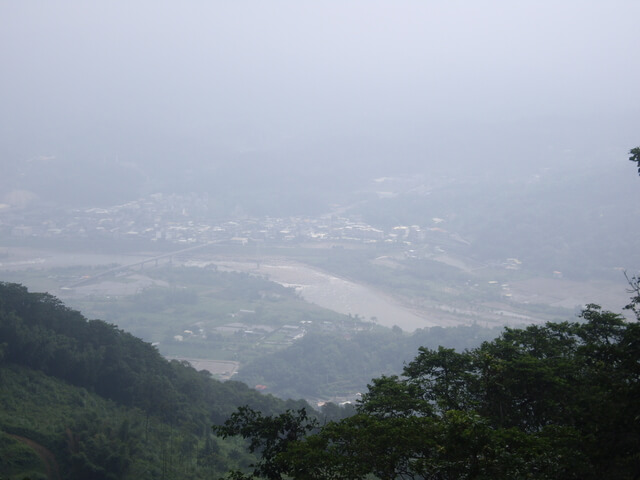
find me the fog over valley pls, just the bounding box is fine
[2,1,639,202]
[2,0,640,359]
[2,5,640,474]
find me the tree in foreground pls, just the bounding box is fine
[630,146,640,176]
[215,301,640,479]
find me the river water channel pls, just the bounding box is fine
[0,247,436,331]
[207,259,437,331]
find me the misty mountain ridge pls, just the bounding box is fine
[2,109,637,209]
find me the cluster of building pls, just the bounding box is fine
[1,193,470,252]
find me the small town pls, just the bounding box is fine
[1,192,473,256]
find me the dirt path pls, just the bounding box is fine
[8,434,61,480]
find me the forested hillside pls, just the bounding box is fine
[0,282,310,479]
[2,281,639,479]
[235,325,502,401]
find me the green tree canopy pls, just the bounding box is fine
[630,146,640,175]
[215,303,640,479]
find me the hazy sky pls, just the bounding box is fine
[2,1,640,190]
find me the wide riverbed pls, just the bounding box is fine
[0,246,439,331]
[206,259,438,331]
[2,246,631,331]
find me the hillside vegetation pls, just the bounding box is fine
[217,298,640,479]
[0,282,310,479]
[235,324,503,401]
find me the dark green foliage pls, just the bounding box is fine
[630,146,640,176]
[217,305,640,479]
[0,282,304,422]
[0,282,310,479]
[214,407,318,480]
[0,431,48,480]
[625,272,640,318]
[0,364,207,480]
